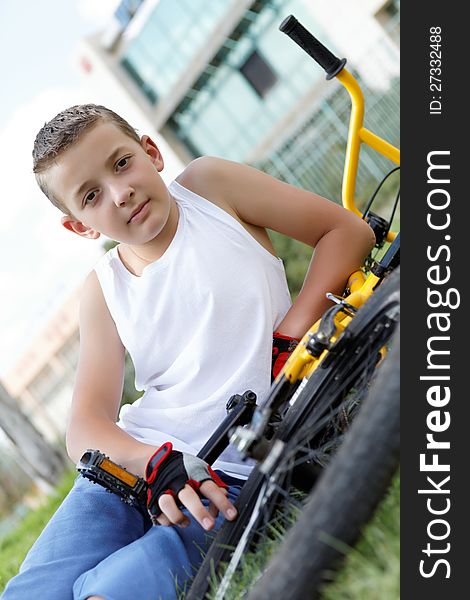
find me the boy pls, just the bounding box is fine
[2,105,374,600]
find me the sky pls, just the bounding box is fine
[0,0,122,376]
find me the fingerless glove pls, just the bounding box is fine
[145,442,228,524]
[271,332,301,382]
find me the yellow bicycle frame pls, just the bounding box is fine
[280,68,400,384]
[337,69,400,242]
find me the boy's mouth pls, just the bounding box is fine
[128,200,150,224]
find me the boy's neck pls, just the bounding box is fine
[118,195,179,276]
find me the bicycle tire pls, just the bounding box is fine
[187,268,400,599]
[247,327,400,600]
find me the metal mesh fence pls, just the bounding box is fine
[256,32,399,215]
[253,21,399,296]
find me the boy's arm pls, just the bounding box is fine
[195,157,376,338]
[68,271,236,529]
[66,270,157,476]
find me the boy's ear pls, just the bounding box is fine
[61,216,100,239]
[141,135,164,172]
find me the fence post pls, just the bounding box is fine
[0,382,68,486]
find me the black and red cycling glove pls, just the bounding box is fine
[145,442,228,524]
[271,332,301,383]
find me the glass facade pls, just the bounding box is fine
[116,0,399,210]
[254,3,400,211]
[121,0,232,104]
[168,0,334,162]
[115,0,146,28]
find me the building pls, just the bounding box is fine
[1,282,142,444]
[78,0,399,206]
[2,291,81,443]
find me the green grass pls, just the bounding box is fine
[320,474,400,599]
[202,473,400,599]
[0,468,77,593]
[202,516,294,600]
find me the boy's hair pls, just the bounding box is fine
[32,104,141,214]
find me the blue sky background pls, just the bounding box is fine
[0,1,108,128]
[0,1,119,375]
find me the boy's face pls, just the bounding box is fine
[47,121,172,245]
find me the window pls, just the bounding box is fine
[114,0,145,28]
[121,56,158,104]
[239,50,278,98]
[120,0,232,101]
[28,365,58,403]
[59,332,80,371]
[375,0,400,45]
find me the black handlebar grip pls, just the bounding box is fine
[279,15,346,80]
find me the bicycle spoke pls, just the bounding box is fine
[187,271,400,600]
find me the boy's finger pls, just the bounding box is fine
[206,486,228,517]
[178,485,215,531]
[156,513,171,526]
[158,492,190,528]
[200,480,238,521]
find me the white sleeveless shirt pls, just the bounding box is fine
[94,180,292,477]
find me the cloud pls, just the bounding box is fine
[0,89,103,376]
[76,0,121,24]
[0,88,93,232]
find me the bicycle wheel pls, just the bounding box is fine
[187,268,400,600]
[248,327,400,600]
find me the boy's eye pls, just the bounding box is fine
[84,191,97,205]
[116,156,130,170]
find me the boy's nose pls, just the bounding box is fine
[110,183,134,207]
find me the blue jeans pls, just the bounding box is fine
[1,471,244,600]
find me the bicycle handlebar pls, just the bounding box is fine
[279,15,346,80]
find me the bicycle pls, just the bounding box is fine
[185,15,400,600]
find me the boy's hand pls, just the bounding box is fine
[272,332,301,382]
[145,442,237,530]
